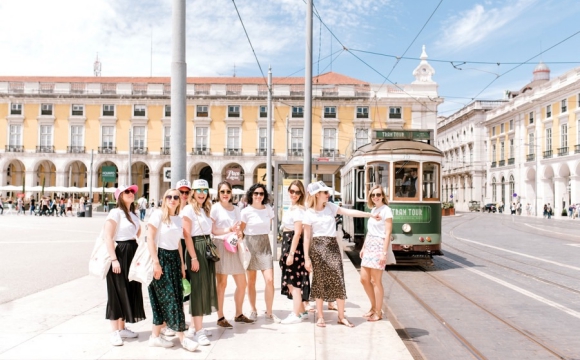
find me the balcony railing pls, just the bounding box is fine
[320,149,339,157]
[256,148,274,156]
[191,147,210,155]
[558,147,568,157]
[389,113,402,119]
[67,146,85,154]
[491,161,497,168]
[543,150,553,159]
[5,145,24,152]
[36,145,54,153]
[288,149,304,157]
[575,144,580,154]
[499,160,505,166]
[356,113,369,119]
[526,154,535,162]
[224,148,243,156]
[132,147,148,155]
[508,158,515,165]
[160,147,170,155]
[98,146,117,154]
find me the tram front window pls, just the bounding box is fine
[366,162,390,199]
[394,161,419,200]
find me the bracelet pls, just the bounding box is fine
[191,257,198,260]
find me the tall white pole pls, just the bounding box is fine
[267,66,273,194]
[128,129,132,185]
[535,133,540,216]
[171,0,187,187]
[303,0,313,184]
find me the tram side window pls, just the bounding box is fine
[366,162,390,200]
[394,161,419,199]
[423,162,440,200]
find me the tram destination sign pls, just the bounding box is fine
[375,130,431,140]
[391,205,431,223]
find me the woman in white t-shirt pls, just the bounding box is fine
[147,189,198,352]
[181,179,216,346]
[360,185,396,322]
[240,183,279,323]
[103,185,145,346]
[303,181,379,328]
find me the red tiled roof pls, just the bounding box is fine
[0,72,368,86]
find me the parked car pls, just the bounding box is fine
[468,201,481,212]
[483,203,497,213]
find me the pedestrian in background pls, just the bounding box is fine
[182,179,216,346]
[29,196,36,215]
[526,203,531,216]
[240,183,279,323]
[103,185,145,346]
[137,194,148,221]
[211,181,254,328]
[104,197,109,213]
[360,185,396,322]
[17,197,25,215]
[146,188,198,352]
[0,197,4,215]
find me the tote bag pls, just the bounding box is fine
[128,240,154,286]
[88,214,120,280]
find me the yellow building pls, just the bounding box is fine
[0,50,440,204]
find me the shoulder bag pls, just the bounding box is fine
[128,218,158,286]
[88,211,120,280]
[196,211,220,262]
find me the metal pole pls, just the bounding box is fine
[266,66,273,194]
[128,129,132,185]
[303,0,313,184]
[171,0,187,188]
[535,133,539,216]
[88,149,94,217]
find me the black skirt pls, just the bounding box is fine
[280,231,310,301]
[105,240,146,323]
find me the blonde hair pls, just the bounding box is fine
[367,185,388,208]
[189,189,212,216]
[161,189,180,224]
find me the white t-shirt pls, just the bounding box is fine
[281,206,305,230]
[181,204,212,236]
[240,205,274,235]
[210,203,241,236]
[148,209,182,250]
[106,208,140,241]
[302,202,339,237]
[366,204,393,238]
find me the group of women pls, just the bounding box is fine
[101,178,396,352]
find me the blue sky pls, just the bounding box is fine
[1,0,579,115]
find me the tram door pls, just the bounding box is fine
[353,168,366,240]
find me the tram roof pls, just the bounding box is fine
[353,140,443,157]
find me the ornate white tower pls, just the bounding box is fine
[412,45,435,84]
[94,53,102,77]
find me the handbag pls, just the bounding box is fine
[128,239,154,286]
[237,241,251,270]
[196,213,220,262]
[88,214,120,279]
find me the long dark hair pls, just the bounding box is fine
[246,183,269,206]
[117,193,136,226]
[217,181,233,203]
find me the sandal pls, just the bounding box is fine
[316,317,326,328]
[327,302,338,311]
[367,312,381,322]
[337,317,354,328]
[362,309,374,318]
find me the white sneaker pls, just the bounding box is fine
[300,311,309,321]
[181,338,199,352]
[186,327,196,338]
[197,328,212,337]
[118,328,138,338]
[281,313,301,325]
[193,332,211,346]
[148,335,174,348]
[110,331,123,346]
[265,313,281,323]
[249,311,258,321]
[160,327,176,337]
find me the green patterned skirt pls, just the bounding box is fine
[148,248,186,331]
[186,235,218,316]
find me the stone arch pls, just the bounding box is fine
[4,159,26,186]
[96,160,121,188]
[34,160,57,187]
[556,162,570,178]
[64,160,88,187]
[252,162,274,185]
[222,162,244,189]
[131,161,150,198]
[190,162,214,188]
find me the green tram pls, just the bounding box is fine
[340,129,443,264]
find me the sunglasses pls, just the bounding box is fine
[166,195,180,200]
[253,191,265,196]
[123,189,135,194]
[179,190,190,195]
[320,191,329,195]
[371,193,383,198]
[288,189,301,196]
[194,189,208,194]
[220,190,232,194]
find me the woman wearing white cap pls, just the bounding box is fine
[104,185,145,346]
[181,179,217,346]
[303,181,379,328]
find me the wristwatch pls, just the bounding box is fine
[381,251,387,255]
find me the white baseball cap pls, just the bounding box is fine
[307,181,333,196]
[192,179,209,189]
[176,179,191,190]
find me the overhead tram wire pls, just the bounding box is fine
[231,0,267,86]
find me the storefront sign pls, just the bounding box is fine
[225,166,243,185]
[101,166,116,182]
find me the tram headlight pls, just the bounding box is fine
[402,223,412,233]
[426,236,432,242]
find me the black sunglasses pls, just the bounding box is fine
[179,190,190,195]
[288,189,301,196]
[371,193,382,198]
[123,189,135,194]
[166,195,180,200]
[220,190,232,194]
[253,191,265,196]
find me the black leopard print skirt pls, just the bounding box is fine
[309,236,346,301]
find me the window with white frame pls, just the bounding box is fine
[389,107,401,119]
[323,128,336,150]
[40,125,53,146]
[102,126,114,148]
[227,127,240,149]
[196,105,208,117]
[9,125,22,145]
[10,103,22,115]
[561,99,567,113]
[228,105,240,118]
[546,104,552,118]
[561,124,568,148]
[134,104,146,117]
[492,144,496,161]
[103,104,115,117]
[529,111,534,124]
[163,126,171,149]
[133,126,146,149]
[292,106,304,118]
[546,128,552,150]
[196,127,208,150]
[355,128,369,149]
[164,105,171,117]
[469,146,473,163]
[324,106,336,118]
[509,119,513,131]
[72,104,84,116]
[492,127,496,136]
[258,127,267,151]
[291,128,303,151]
[578,119,580,145]
[462,147,465,165]
[41,104,53,116]
[509,139,514,158]
[500,123,505,133]
[356,106,368,118]
[259,105,267,118]
[528,133,535,154]
[500,141,505,160]
[71,125,83,147]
